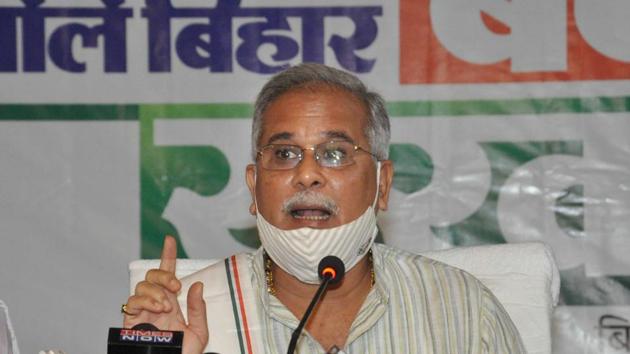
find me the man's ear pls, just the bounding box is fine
[377,160,394,211]
[245,164,257,215]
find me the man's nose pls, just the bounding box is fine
[292,150,326,189]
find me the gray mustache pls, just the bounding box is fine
[282,191,339,216]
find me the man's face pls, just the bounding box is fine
[246,86,393,230]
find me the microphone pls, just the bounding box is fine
[318,256,345,286]
[286,256,346,354]
[107,323,183,354]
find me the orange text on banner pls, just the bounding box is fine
[400,0,630,84]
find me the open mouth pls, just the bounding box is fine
[289,206,333,221]
[282,191,339,222]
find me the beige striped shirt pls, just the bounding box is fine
[248,243,526,354]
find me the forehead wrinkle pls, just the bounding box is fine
[266,132,293,145]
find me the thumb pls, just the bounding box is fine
[187,282,209,345]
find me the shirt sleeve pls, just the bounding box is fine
[479,286,527,354]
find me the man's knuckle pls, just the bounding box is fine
[134,281,147,294]
[145,269,161,280]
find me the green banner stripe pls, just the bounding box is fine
[0,104,138,120]
[140,103,253,119]
[2,96,630,120]
[387,96,630,117]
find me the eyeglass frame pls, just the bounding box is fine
[255,140,379,170]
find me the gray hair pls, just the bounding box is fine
[251,63,390,161]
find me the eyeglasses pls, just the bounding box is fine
[256,140,377,170]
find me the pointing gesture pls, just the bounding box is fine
[123,236,209,354]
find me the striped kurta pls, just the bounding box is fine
[246,243,526,354]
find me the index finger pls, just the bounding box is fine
[159,235,177,274]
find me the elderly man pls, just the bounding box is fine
[123,63,525,354]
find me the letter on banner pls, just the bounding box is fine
[144,0,235,72]
[430,0,565,72]
[0,5,20,71]
[48,0,132,72]
[327,8,380,73]
[236,6,381,73]
[143,0,382,73]
[0,0,132,72]
[20,0,46,72]
[574,0,630,62]
[598,315,630,352]
[236,11,299,74]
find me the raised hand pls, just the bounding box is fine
[123,236,209,354]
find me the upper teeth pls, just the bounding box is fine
[294,214,328,220]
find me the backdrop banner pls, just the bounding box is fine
[1,0,629,353]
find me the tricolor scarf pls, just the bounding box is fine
[177,254,264,354]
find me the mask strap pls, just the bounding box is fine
[252,166,259,213]
[372,161,381,209]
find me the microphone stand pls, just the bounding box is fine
[286,275,333,354]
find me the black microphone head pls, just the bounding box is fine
[318,256,345,284]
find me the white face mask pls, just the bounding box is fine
[256,163,381,284]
